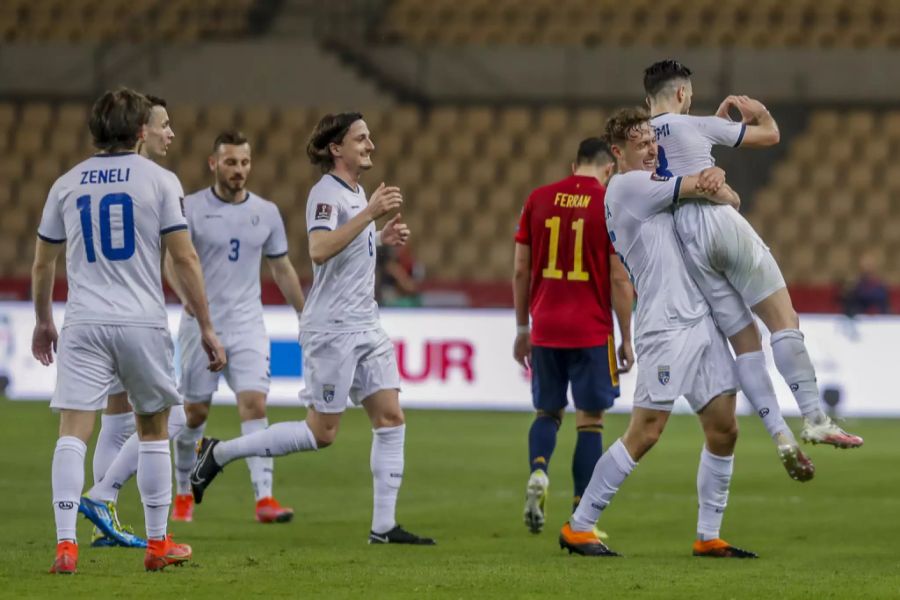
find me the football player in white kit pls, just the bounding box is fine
[190,112,435,545]
[168,130,306,524]
[643,60,862,465]
[559,107,757,559]
[82,94,187,549]
[33,88,225,574]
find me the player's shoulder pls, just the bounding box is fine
[248,191,282,215]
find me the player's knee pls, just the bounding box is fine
[312,425,338,448]
[707,417,739,449]
[537,409,564,426]
[238,395,267,421]
[372,407,405,429]
[184,402,210,428]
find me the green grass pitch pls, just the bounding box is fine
[1,399,898,599]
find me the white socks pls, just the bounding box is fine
[89,406,187,502]
[92,412,135,485]
[242,418,274,501]
[697,447,734,541]
[174,421,206,496]
[213,421,317,466]
[137,440,171,540]
[52,436,87,543]
[770,329,826,423]
[570,438,636,532]
[735,351,796,444]
[371,425,405,534]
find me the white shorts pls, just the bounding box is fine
[52,324,181,415]
[108,379,125,396]
[676,203,786,337]
[177,317,271,403]
[633,315,738,413]
[299,328,401,414]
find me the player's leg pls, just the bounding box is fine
[752,288,863,448]
[114,326,191,571]
[355,328,434,545]
[680,231,801,455]
[49,325,119,574]
[92,388,134,488]
[227,331,292,522]
[189,330,347,503]
[568,341,619,513]
[561,404,668,557]
[524,346,567,533]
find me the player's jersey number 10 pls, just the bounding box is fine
[541,216,589,282]
[76,192,135,262]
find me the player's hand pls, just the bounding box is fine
[733,95,769,123]
[513,332,531,369]
[698,167,726,194]
[715,95,739,120]
[32,320,58,366]
[200,328,227,372]
[617,339,634,374]
[367,182,403,220]
[381,213,411,246]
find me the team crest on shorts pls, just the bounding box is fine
[322,384,335,403]
[657,366,670,386]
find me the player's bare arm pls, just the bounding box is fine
[308,182,402,265]
[378,213,410,247]
[679,172,741,210]
[267,254,306,313]
[609,256,634,373]
[716,95,780,147]
[163,229,226,372]
[31,239,64,366]
[512,242,532,368]
[162,251,194,317]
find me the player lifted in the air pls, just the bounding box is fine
[189,112,435,545]
[169,130,306,524]
[513,138,634,535]
[559,107,756,559]
[34,88,225,574]
[643,60,862,467]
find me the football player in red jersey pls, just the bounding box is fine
[513,138,635,534]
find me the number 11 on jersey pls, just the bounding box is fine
[542,216,590,281]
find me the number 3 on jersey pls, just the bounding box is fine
[76,193,135,262]
[228,239,240,261]
[542,216,589,281]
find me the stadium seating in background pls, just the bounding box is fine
[1,101,898,309]
[380,0,900,48]
[0,0,256,43]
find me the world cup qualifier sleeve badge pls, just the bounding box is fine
[322,384,336,404]
[657,366,670,386]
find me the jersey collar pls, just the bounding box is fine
[328,173,359,194]
[210,186,250,205]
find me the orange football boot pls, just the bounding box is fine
[255,497,294,524]
[49,541,77,574]
[171,494,194,522]
[692,538,758,558]
[144,535,192,571]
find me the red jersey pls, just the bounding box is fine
[515,174,616,348]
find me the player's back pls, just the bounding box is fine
[299,174,378,333]
[604,170,709,337]
[516,175,614,347]
[38,152,186,328]
[651,112,757,246]
[183,187,287,331]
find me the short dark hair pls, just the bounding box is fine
[145,94,167,108]
[603,107,651,146]
[575,137,613,166]
[89,87,151,152]
[213,130,249,154]
[306,112,364,173]
[643,59,693,98]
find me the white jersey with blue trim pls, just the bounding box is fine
[299,174,378,333]
[183,187,288,332]
[605,170,710,336]
[37,152,187,328]
[651,112,752,246]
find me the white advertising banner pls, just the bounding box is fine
[0,302,895,417]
